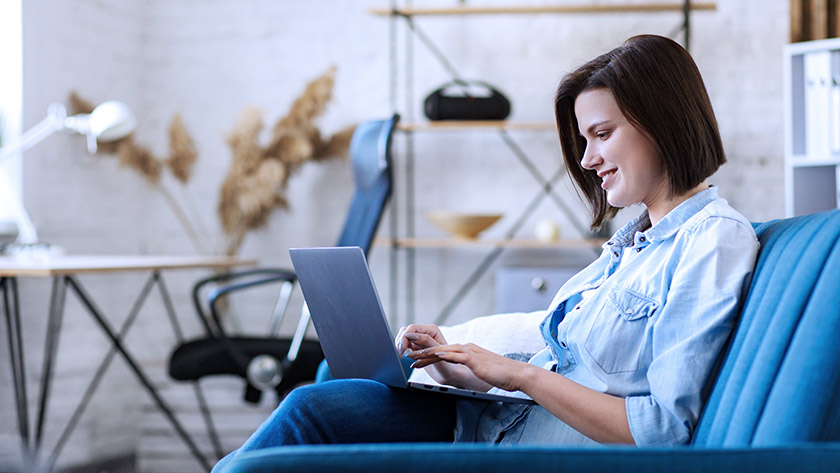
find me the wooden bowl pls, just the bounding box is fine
[425,211,503,240]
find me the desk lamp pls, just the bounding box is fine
[0,101,136,244]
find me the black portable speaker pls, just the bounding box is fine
[424,80,511,121]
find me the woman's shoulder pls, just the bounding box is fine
[681,197,758,244]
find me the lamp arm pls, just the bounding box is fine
[0,104,67,160]
[0,169,38,244]
[0,104,66,244]
[0,100,134,245]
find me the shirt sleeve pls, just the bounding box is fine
[626,216,759,446]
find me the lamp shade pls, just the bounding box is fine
[89,100,136,142]
[61,100,136,153]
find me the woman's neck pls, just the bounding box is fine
[646,181,709,227]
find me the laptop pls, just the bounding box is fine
[289,246,534,404]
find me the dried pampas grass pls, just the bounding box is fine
[218,66,355,256]
[226,106,265,172]
[275,66,336,131]
[313,125,356,161]
[70,92,208,253]
[70,65,354,258]
[117,138,162,185]
[70,92,199,186]
[168,114,198,183]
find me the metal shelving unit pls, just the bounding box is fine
[375,1,716,325]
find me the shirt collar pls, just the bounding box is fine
[604,186,719,249]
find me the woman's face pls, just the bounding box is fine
[574,88,669,213]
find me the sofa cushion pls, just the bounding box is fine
[693,210,840,446]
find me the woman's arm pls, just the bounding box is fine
[409,343,634,444]
[419,216,758,446]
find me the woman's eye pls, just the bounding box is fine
[596,131,610,140]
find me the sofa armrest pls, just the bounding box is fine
[221,442,840,473]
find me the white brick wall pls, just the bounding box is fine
[1,0,789,470]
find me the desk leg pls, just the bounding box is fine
[154,272,223,459]
[35,276,66,450]
[64,275,212,472]
[1,277,33,460]
[47,273,158,469]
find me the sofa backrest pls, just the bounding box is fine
[692,209,840,447]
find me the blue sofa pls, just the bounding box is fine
[220,209,840,472]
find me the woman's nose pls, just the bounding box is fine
[580,144,601,170]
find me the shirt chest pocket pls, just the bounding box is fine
[582,288,659,374]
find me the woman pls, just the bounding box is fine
[212,34,758,469]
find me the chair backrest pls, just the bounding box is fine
[692,209,840,447]
[336,115,399,253]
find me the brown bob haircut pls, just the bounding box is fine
[554,34,725,229]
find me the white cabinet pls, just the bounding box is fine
[495,266,580,314]
[784,38,840,217]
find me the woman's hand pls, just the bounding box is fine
[407,343,530,393]
[395,325,491,391]
[395,324,447,356]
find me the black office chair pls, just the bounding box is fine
[168,115,399,404]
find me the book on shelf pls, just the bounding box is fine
[831,50,840,156]
[804,50,832,161]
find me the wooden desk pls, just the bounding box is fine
[0,255,255,277]
[0,255,256,472]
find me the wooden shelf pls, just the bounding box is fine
[374,237,605,249]
[789,156,840,168]
[398,121,556,132]
[370,3,716,17]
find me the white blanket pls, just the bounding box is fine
[407,310,549,385]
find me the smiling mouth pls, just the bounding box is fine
[600,170,616,189]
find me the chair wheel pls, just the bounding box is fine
[247,354,284,391]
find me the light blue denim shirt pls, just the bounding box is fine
[459,186,759,446]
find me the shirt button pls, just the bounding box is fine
[574,306,581,311]
[607,241,614,246]
[639,236,646,242]
[636,248,642,252]
[560,341,567,348]
[613,252,619,257]
[625,309,634,315]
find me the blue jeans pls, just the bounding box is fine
[212,379,457,472]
